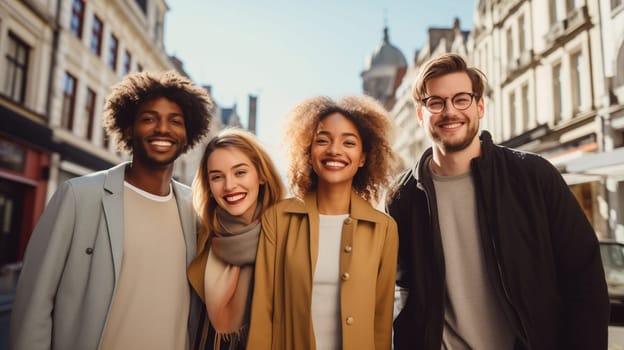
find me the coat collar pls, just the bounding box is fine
[284,191,381,223]
[412,130,494,183]
[103,161,129,194]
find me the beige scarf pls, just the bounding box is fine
[202,205,261,349]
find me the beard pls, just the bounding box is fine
[430,116,480,153]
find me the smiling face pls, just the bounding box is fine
[127,97,188,168]
[310,112,366,190]
[206,147,263,224]
[417,72,484,154]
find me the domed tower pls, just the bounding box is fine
[361,26,407,110]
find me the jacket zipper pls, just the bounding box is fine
[473,167,530,349]
[489,230,530,348]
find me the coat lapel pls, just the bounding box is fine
[102,162,128,283]
[172,181,196,266]
[303,192,320,279]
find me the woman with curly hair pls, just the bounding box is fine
[188,128,285,350]
[247,96,399,350]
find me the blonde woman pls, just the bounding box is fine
[188,128,285,350]
[247,96,399,350]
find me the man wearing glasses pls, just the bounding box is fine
[387,53,609,350]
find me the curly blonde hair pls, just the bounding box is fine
[103,70,214,153]
[193,128,285,236]
[284,95,398,203]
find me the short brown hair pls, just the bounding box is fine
[103,70,214,153]
[284,95,398,204]
[412,53,487,104]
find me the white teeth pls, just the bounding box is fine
[225,194,245,202]
[325,161,346,167]
[151,140,173,146]
[441,123,461,129]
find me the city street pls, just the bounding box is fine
[3,0,624,348]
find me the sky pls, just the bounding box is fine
[164,0,476,170]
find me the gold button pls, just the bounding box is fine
[345,316,354,325]
[341,272,350,281]
[344,245,352,253]
[344,217,352,225]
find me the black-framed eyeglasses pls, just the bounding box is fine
[421,92,476,113]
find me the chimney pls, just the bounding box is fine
[248,95,257,134]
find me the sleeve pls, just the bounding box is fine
[246,205,278,350]
[386,190,409,292]
[374,217,399,350]
[9,181,77,350]
[541,160,609,349]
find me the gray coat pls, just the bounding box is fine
[9,162,199,350]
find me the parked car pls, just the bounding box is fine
[599,240,624,325]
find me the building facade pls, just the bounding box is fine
[0,0,177,270]
[384,0,624,239]
[468,0,624,239]
[362,27,407,111]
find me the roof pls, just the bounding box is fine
[365,27,407,70]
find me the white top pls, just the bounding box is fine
[311,214,348,350]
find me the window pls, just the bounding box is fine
[553,63,563,123]
[518,15,526,54]
[3,33,29,104]
[154,10,162,41]
[509,91,517,135]
[571,51,585,112]
[108,34,118,71]
[506,27,514,62]
[85,88,96,140]
[521,84,529,131]
[61,72,77,130]
[566,0,576,13]
[616,44,624,87]
[484,42,489,74]
[122,50,132,75]
[549,0,559,24]
[70,0,85,38]
[135,0,148,14]
[90,15,103,56]
[103,127,110,148]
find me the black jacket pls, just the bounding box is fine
[388,131,609,350]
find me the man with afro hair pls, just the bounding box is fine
[10,70,214,350]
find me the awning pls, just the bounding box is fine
[566,147,624,178]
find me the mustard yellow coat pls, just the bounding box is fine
[247,191,398,350]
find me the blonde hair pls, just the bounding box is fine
[193,128,285,236]
[283,95,398,204]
